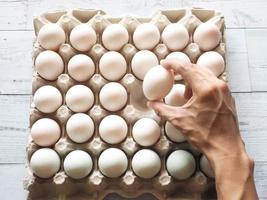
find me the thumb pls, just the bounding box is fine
[148,101,182,121]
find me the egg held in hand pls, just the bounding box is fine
[143,65,174,101]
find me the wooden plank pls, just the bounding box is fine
[0,0,267,30]
[0,95,29,163]
[24,0,267,29]
[182,0,267,28]
[233,93,267,163]
[26,0,184,30]
[246,29,267,92]
[254,161,267,200]
[0,31,32,95]
[0,164,27,200]
[0,0,27,30]
[226,29,251,92]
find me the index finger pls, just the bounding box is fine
[160,58,216,94]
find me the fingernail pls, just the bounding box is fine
[160,59,166,65]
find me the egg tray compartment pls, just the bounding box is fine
[24,8,226,200]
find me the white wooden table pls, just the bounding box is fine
[0,0,266,199]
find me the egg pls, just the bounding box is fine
[30,148,61,178]
[99,51,127,81]
[33,85,62,113]
[164,84,187,106]
[143,65,174,100]
[69,24,97,51]
[196,51,225,76]
[64,150,93,179]
[133,23,160,50]
[102,24,129,51]
[99,82,128,112]
[166,150,196,180]
[131,50,159,80]
[65,85,94,112]
[193,23,222,51]
[31,118,61,147]
[98,148,128,178]
[200,155,215,178]
[66,113,95,143]
[132,149,161,179]
[67,54,95,82]
[166,52,191,80]
[165,122,185,143]
[162,24,189,51]
[132,118,160,146]
[35,50,64,81]
[37,23,65,50]
[99,115,128,144]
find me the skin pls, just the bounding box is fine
[148,59,258,200]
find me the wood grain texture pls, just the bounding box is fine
[246,29,267,92]
[0,31,32,95]
[0,164,27,200]
[0,0,267,30]
[225,29,251,92]
[0,95,29,163]
[0,0,267,199]
[182,0,267,28]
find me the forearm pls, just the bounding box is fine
[208,149,258,200]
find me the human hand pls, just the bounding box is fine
[148,59,258,200]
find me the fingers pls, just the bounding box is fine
[160,58,218,95]
[148,101,192,126]
[184,84,193,100]
[160,58,191,77]
[148,101,178,120]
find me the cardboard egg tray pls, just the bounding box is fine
[24,8,226,200]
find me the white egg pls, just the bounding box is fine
[193,23,222,51]
[33,85,62,113]
[132,118,160,146]
[165,84,187,106]
[35,50,64,81]
[131,50,159,80]
[102,24,129,51]
[165,122,185,143]
[31,118,61,147]
[37,23,65,50]
[166,150,196,180]
[30,148,61,178]
[143,65,174,100]
[200,155,215,178]
[99,115,128,144]
[66,113,95,143]
[67,54,95,82]
[70,24,97,51]
[132,149,161,179]
[99,82,128,112]
[166,52,191,80]
[65,85,94,112]
[133,23,160,50]
[98,148,128,178]
[162,24,189,51]
[99,51,127,81]
[196,51,225,77]
[64,150,93,179]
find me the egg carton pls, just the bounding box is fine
[24,8,226,200]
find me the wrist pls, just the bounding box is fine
[206,144,255,199]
